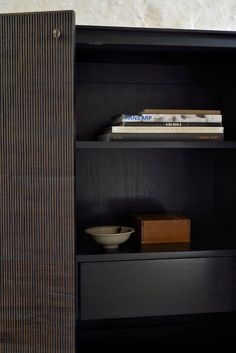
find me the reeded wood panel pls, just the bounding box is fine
[0,11,75,352]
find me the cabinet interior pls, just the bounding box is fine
[75,38,236,254]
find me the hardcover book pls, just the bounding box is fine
[140,109,221,114]
[104,126,224,134]
[111,113,222,124]
[115,122,222,127]
[98,132,224,142]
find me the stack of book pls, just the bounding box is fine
[98,109,224,141]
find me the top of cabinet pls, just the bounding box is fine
[75,25,236,50]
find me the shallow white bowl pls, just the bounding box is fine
[85,226,135,249]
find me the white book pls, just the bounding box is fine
[140,109,221,114]
[141,114,222,123]
[106,126,224,134]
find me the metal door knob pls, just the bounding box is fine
[53,28,61,38]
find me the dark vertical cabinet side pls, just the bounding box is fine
[0,11,75,353]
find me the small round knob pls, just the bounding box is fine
[53,29,61,39]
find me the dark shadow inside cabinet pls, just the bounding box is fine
[75,42,236,254]
[76,148,236,253]
[75,46,236,141]
[75,31,236,352]
[76,313,236,353]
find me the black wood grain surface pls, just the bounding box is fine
[80,257,236,320]
[76,149,218,250]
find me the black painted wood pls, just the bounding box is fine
[76,141,236,149]
[75,59,236,141]
[75,27,236,258]
[76,149,225,252]
[74,26,236,351]
[76,248,236,263]
[77,312,236,353]
[215,150,236,234]
[80,257,236,320]
[75,25,236,49]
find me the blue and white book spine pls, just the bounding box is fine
[112,114,222,123]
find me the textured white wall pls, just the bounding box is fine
[0,0,236,30]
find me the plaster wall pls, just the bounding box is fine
[0,0,235,30]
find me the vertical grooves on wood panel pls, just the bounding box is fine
[0,11,75,353]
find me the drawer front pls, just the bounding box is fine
[80,257,236,320]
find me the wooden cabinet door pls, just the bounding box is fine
[0,11,75,353]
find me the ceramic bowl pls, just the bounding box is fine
[85,226,135,249]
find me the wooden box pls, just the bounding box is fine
[133,214,191,244]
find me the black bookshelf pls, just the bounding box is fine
[75,25,236,351]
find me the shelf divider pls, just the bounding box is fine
[76,141,236,149]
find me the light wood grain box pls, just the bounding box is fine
[133,214,191,244]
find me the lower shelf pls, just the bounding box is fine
[76,240,236,262]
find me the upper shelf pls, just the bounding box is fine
[76,141,236,149]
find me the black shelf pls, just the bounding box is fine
[76,141,236,149]
[76,241,236,263]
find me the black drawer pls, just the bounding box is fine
[80,257,236,320]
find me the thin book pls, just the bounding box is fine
[104,126,224,134]
[114,122,222,127]
[98,132,224,142]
